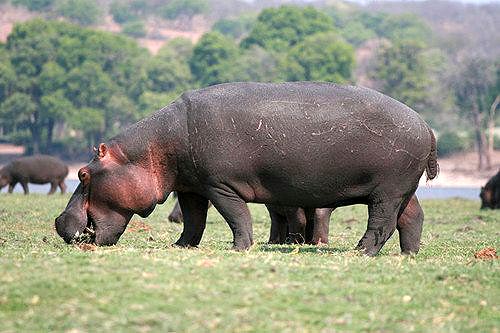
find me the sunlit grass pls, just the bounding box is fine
[0,195,498,332]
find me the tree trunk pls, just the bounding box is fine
[488,95,500,158]
[471,101,490,170]
[30,111,41,155]
[46,118,55,152]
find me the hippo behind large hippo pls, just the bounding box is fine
[55,82,437,255]
[0,155,68,194]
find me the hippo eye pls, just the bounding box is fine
[78,169,91,185]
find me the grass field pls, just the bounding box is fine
[0,195,498,332]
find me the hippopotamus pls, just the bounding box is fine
[267,205,334,245]
[0,155,68,195]
[480,170,500,209]
[55,82,438,255]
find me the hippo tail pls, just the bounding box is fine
[425,127,439,180]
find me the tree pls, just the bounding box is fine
[212,15,255,40]
[370,40,431,112]
[1,19,148,153]
[189,32,239,86]
[161,0,208,20]
[454,58,498,170]
[284,32,354,83]
[241,6,334,52]
[12,0,54,11]
[55,0,102,26]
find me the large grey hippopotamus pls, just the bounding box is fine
[55,82,437,255]
[0,155,68,194]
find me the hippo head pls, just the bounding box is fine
[55,143,162,245]
[479,186,493,209]
[0,167,11,190]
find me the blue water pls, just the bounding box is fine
[4,178,480,200]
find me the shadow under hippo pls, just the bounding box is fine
[55,82,437,255]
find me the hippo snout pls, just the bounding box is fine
[55,211,89,244]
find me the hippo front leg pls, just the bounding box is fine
[174,192,209,248]
[208,189,253,251]
[8,182,16,193]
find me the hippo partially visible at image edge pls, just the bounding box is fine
[480,170,500,209]
[55,82,438,256]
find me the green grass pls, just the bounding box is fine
[0,195,498,332]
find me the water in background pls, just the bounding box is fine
[5,179,480,200]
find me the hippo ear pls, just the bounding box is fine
[98,143,108,159]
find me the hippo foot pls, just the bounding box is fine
[174,233,202,248]
[355,236,383,256]
[172,242,197,249]
[286,233,305,245]
[168,215,183,224]
[232,236,253,251]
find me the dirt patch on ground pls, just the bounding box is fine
[75,243,97,251]
[474,247,498,260]
[0,4,37,42]
[127,220,152,233]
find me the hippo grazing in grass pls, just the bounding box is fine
[55,82,437,255]
[0,155,68,195]
[480,170,500,209]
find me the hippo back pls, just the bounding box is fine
[9,155,68,184]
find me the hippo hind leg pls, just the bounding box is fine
[308,208,333,245]
[21,181,29,195]
[397,195,423,255]
[356,193,403,256]
[59,180,67,194]
[208,188,253,251]
[174,192,209,248]
[168,199,184,223]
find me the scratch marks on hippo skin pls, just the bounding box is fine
[256,119,263,131]
[311,125,336,136]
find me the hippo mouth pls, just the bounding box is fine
[71,215,96,244]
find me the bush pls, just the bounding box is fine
[122,20,146,38]
[55,0,102,25]
[160,0,208,20]
[437,130,470,156]
[12,0,54,11]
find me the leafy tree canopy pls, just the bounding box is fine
[284,32,354,83]
[241,6,334,52]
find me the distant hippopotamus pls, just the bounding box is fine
[55,82,438,256]
[480,170,500,209]
[0,155,68,195]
